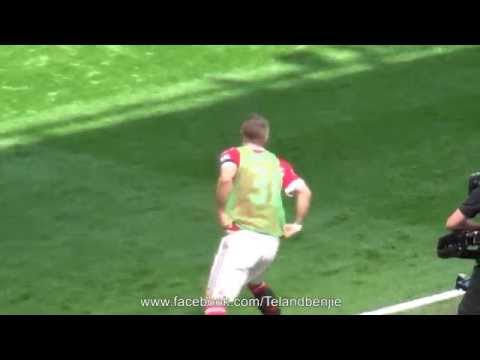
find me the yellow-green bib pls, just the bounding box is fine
[226,146,285,237]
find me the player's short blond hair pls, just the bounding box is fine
[241,114,270,146]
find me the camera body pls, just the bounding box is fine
[437,230,480,259]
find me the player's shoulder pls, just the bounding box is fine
[219,146,241,165]
[276,155,302,190]
[220,146,239,155]
[277,156,295,170]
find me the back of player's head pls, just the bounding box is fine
[241,114,270,146]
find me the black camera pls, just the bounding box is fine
[437,172,480,260]
[437,230,480,259]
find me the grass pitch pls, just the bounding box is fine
[1,45,479,314]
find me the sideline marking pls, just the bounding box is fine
[360,289,465,315]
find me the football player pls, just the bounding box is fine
[204,114,312,315]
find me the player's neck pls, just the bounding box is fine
[244,142,266,152]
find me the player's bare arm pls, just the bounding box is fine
[446,209,480,231]
[283,179,312,239]
[284,180,312,238]
[294,180,312,224]
[216,162,237,229]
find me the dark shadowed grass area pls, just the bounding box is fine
[0,46,479,314]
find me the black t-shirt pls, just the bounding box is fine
[460,188,480,218]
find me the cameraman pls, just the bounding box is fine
[446,180,480,315]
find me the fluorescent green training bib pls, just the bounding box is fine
[226,146,285,237]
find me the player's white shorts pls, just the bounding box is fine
[206,229,279,303]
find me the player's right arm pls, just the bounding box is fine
[446,188,480,231]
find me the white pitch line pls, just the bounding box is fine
[360,289,465,315]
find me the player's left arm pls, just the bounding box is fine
[280,159,312,238]
[292,180,312,224]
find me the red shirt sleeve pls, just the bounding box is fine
[279,158,300,189]
[219,147,240,167]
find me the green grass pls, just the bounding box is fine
[1,45,479,314]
